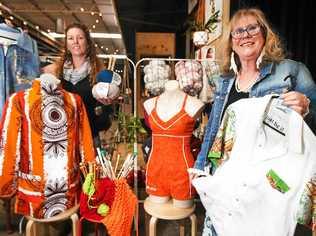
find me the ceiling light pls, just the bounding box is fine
[98,54,127,59]
[91,12,95,16]
[94,43,98,47]
[35,26,39,30]
[9,16,14,20]
[92,33,121,38]
[96,19,99,23]
[47,29,51,33]
[100,46,104,49]
[23,21,27,25]
[92,25,96,29]
[48,32,122,39]
[80,8,84,12]
[99,13,102,17]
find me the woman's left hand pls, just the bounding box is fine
[281,91,310,117]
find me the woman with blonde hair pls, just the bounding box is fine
[193,7,316,235]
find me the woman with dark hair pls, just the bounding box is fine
[44,23,113,143]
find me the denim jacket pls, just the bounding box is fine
[0,24,40,117]
[194,59,316,170]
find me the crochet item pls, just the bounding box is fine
[175,60,203,96]
[80,177,115,221]
[143,60,171,96]
[102,179,137,236]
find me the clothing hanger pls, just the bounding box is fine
[0,20,20,42]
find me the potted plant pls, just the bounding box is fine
[116,111,147,151]
[186,0,220,46]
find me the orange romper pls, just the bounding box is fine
[146,95,196,200]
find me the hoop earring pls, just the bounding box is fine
[230,51,238,74]
[256,50,265,69]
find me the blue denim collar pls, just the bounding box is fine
[259,61,274,78]
[221,61,275,80]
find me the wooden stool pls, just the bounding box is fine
[144,197,197,236]
[25,205,79,236]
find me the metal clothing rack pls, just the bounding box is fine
[133,56,221,187]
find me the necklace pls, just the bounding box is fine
[235,73,259,93]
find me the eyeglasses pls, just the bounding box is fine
[231,24,261,39]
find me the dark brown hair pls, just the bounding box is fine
[56,22,101,85]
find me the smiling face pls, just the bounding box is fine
[231,15,265,63]
[66,27,88,58]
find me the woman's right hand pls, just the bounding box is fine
[281,91,310,117]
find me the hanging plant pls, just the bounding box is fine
[185,0,220,46]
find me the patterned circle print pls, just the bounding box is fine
[42,101,67,140]
[35,193,68,218]
[30,96,75,139]
[43,194,68,218]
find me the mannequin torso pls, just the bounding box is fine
[144,80,204,120]
[144,80,204,208]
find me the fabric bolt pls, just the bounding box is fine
[0,24,40,117]
[192,95,316,236]
[0,79,95,219]
[175,60,203,96]
[146,95,196,200]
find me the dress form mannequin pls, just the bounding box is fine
[144,80,204,121]
[144,80,204,208]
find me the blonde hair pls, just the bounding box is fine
[56,23,101,85]
[221,8,285,74]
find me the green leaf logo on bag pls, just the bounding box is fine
[266,169,290,193]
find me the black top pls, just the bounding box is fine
[61,76,112,137]
[222,80,249,118]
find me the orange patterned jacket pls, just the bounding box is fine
[0,78,95,218]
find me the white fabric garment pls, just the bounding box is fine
[192,95,316,236]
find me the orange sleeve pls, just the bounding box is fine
[0,93,22,197]
[77,96,96,163]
